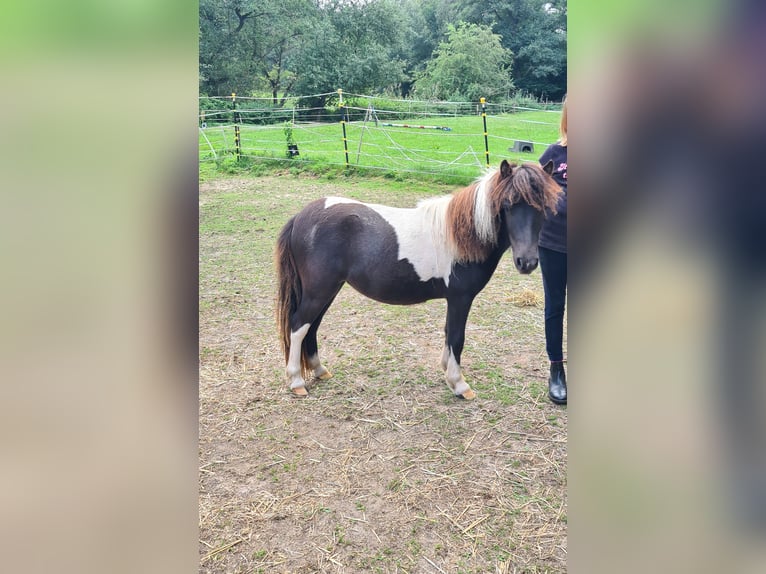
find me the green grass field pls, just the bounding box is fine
[199,109,559,181]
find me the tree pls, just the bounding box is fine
[460,0,567,100]
[292,0,408,99]
[199,0,316,102]
[413,22,513,101]
[198,0,566,102]
[396,0,462,96]
[254,0,321,105]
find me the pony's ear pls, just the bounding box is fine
[500,159,514,179]
[542,159,555,176]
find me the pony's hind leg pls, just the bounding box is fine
[286,323,311,396]
[286,283,343,396]
[303,296,340,382]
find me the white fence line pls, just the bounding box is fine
[199,93,561,177]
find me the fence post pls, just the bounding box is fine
[232,92,242,161]
[480,97,489,168]
[338,89,350,168]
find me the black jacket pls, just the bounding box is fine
[538,143,567,253]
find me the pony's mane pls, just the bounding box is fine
[436,162,561,263]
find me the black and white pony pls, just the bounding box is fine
[275,160,560,398]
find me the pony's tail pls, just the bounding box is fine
[275,217,311,379]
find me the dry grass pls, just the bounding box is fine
[508,288,543,308]
[199,173,567,573]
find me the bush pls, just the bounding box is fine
[198,96,234,125]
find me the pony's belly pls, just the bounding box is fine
[346,264,447,305]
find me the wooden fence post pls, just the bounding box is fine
[480,97,489,168]
[338,89,349,168]
[232,92,242,161]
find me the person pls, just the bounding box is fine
[538,96,568,405]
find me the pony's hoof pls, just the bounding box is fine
[459,389,477,400]
[318,370,333,380]
[291,386,309,397]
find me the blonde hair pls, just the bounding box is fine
[559,95,567,147]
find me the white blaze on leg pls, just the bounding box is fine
[286,323,310,392]
[307,353,332,380]
[445,348,472,397]
[441,345,450,371]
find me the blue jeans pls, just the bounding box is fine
[539,246,567,362]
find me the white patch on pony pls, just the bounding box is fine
[375,197,456,285]
[325,197,360,208]
[286,323,310,389]
[473,169,499,245]
[325,195,455,285]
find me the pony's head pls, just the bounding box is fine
[496,159,560,273]
[446,159,561,273]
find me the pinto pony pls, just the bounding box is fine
[275,160,560,398]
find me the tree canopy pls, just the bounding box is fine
[290,0,408,99]
[199,0,566,102]
[413,22,513,102]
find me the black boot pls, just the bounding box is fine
[548,361,567,405]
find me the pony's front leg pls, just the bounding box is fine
[286,323,310,396]
[443,296,477,400]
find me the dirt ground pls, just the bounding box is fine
[199,173,567,573]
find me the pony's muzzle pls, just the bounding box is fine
[515,256,539,274]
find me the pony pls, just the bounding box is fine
[275,160,560,398]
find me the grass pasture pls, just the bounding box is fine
[199,109,559,181]
[199,173,567,573]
